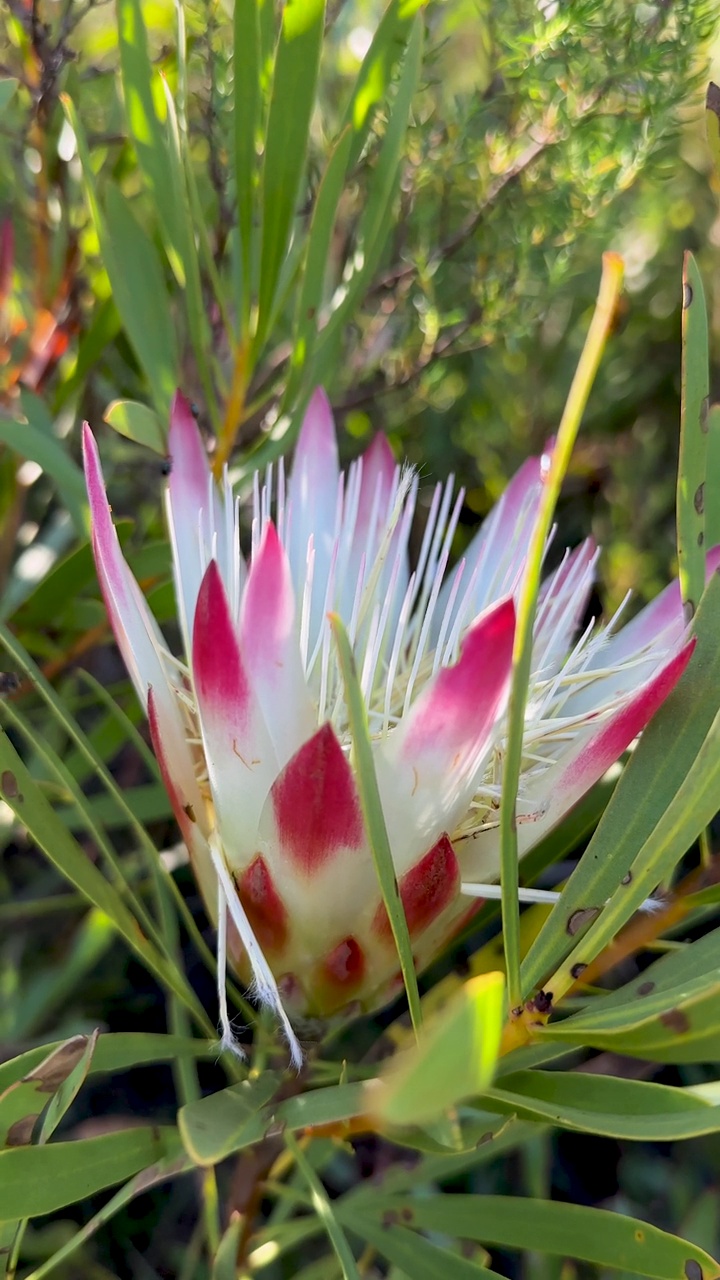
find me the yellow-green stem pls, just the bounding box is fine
[499,252,625,1010]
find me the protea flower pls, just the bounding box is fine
[83,389,695,1063]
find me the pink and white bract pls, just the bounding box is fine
[83,389,695,1063]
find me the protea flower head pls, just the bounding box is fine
[83,389,696,1064]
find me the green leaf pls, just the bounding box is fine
[0,78,18,115]
[0,1034,96,1149]
[330,613,422,1037]
[522,569,720,999]
[539,928,720,1062]
[55,296,121,412]
[160,82,218,430]
[9,534,113,629]
[482,1070,720,1140]
[375,973,504,1126]
[213,1217,244,1280]
[341,1216,501,1279]
[0,1126,178,1219]
[285,1132,361,1280]
[103,184,179,405]
[0,726,209,1033]
[340,1195,720,1280]
[116,0,186,284]
[256,0,326,351]
[178,1072,282,1166]
[284,125,353,405]
[0,1033,216,1097]
[233,0,261,327]
[704,403,720,550]
[3,1033,98,1274]
[104,399,166,453]
[20,1150,194,1280]
[677,251,709,612]
[179,1081,367,1167]
[61,97,177,415]
[0,401,86,536]
[311,17,424,387]
[341,0,426,166]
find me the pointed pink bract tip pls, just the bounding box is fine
[167,390,211,495]
[362,431,395,471]
[171,388,194,425]
[296,387,337,460]
[82,422,108,516]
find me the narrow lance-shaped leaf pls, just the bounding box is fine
[61,98,177,415]
[283,125,353,408]
[255,0,326,352]
[342,0,427,168]
[538,926,720,1063]
[703,402,720,549]
[2,1032,99,1275]
[285,1131,362,1280]
[116,0,186,283]
[0,1127,178,1220]
[338,1215,503,1280]
[0,1033,217,1098]
[482,1070,720,1141]
[233,0,261,331]
[0,727,210,1034]
[337,1194,720,1280]
[677,250,709,614]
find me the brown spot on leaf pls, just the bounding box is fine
[694,482,705,515]
[400,1207,414,1223]
[700,396,710,433]
[571,963,588,980]
[707,80,720,118]
[567,907,599,936]
[637,981,655,997]
[660,1008,690,1035]
[698,532,705,547]
[635,1229,645,1242]
[1,769,19,799]
[6,1114,36,1146]
[685,1261,703,1280]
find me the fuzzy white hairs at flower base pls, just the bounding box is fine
[83,388,697,1063]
